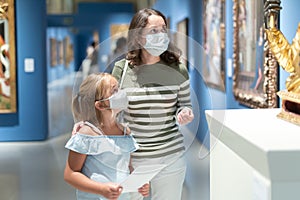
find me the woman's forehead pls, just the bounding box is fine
[146,15,165,27]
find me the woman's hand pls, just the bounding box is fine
[138,183,150,197]
[101,183,123,200]
[177,107,194,125]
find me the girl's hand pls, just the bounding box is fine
[177,107,194,125]
[72,121,84,135]
[138,183,150,197]
[101,183,123,200]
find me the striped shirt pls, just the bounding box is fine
[112,59,192,159]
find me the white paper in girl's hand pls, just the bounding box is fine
[121,164,166,193]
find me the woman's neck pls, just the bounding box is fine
[141,50,160,65]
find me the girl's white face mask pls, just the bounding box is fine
[143,32,170,56]
[99,89,128,110]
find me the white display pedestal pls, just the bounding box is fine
[205,109,300,200]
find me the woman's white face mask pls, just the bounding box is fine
[143,32,170,56]
[98,89,128,110]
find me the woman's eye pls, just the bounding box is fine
[149,29,157,34]
[161,28,167,33]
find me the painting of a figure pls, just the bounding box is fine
[0,21,9,98]
[203,0,225,91]
[236,0,265,91]
[0,0,17,113]
[176,18,189,69]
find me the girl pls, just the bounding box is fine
[64,73,149,200]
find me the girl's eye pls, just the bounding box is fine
[111,88,118,95]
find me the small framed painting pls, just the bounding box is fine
[176,18,189,70]
[0,0,17,113]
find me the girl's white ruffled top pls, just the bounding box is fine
[65,121,139,200]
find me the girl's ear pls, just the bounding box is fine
[95,101,104,110]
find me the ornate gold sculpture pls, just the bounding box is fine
[0,2,8,19]
[266,14,300,125]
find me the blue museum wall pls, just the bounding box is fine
[0,0,297,142]
[153,0,234,147]
[46,2,134,138]
[0,1,134,141]
[0,0,48,141]
[47,28,75,83]
[152,0,296,147]
[47,2,134,72]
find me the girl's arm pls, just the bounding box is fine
[64,151,123,199]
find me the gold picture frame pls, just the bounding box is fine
[0,0,17,113]
[232,0,280,108]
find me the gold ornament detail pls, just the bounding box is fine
[0,2,8,20]
[266,14,300,126]
[265,15,300,93]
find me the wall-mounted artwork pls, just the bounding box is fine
[0,0,17,113]
[176,18,189,69]
[63,36,73,68]
[202,0,226,91]
[110,24,129,52]
[58,40,64,65]
[232,0,280,108]
[50,38,57,67]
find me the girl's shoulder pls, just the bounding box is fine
[65,133,114,155]
[77,124,100,136]
[117,123,131,135]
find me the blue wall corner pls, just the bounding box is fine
[0,0,48,141]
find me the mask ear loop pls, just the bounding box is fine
[119,60,128,89]
[117,60,129,131]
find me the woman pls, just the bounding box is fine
[112,8,194,200]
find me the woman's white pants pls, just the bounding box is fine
[130,152,186,200]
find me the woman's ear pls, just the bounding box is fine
[137,36,145,46]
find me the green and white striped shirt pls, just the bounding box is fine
[112,59,192,159]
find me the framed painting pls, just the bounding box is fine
[50,38,57,67]
[232,0,280,108]
[110,24,129,52]
[58,40,64,65]
[0,0,17,113]
[63,36,73,68]
[202,0,226,91]
[176,18,189,70]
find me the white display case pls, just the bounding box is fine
[205,108,300,200]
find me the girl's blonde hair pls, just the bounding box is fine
[72,73,112,127]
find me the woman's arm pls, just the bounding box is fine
[176,64,194,125]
